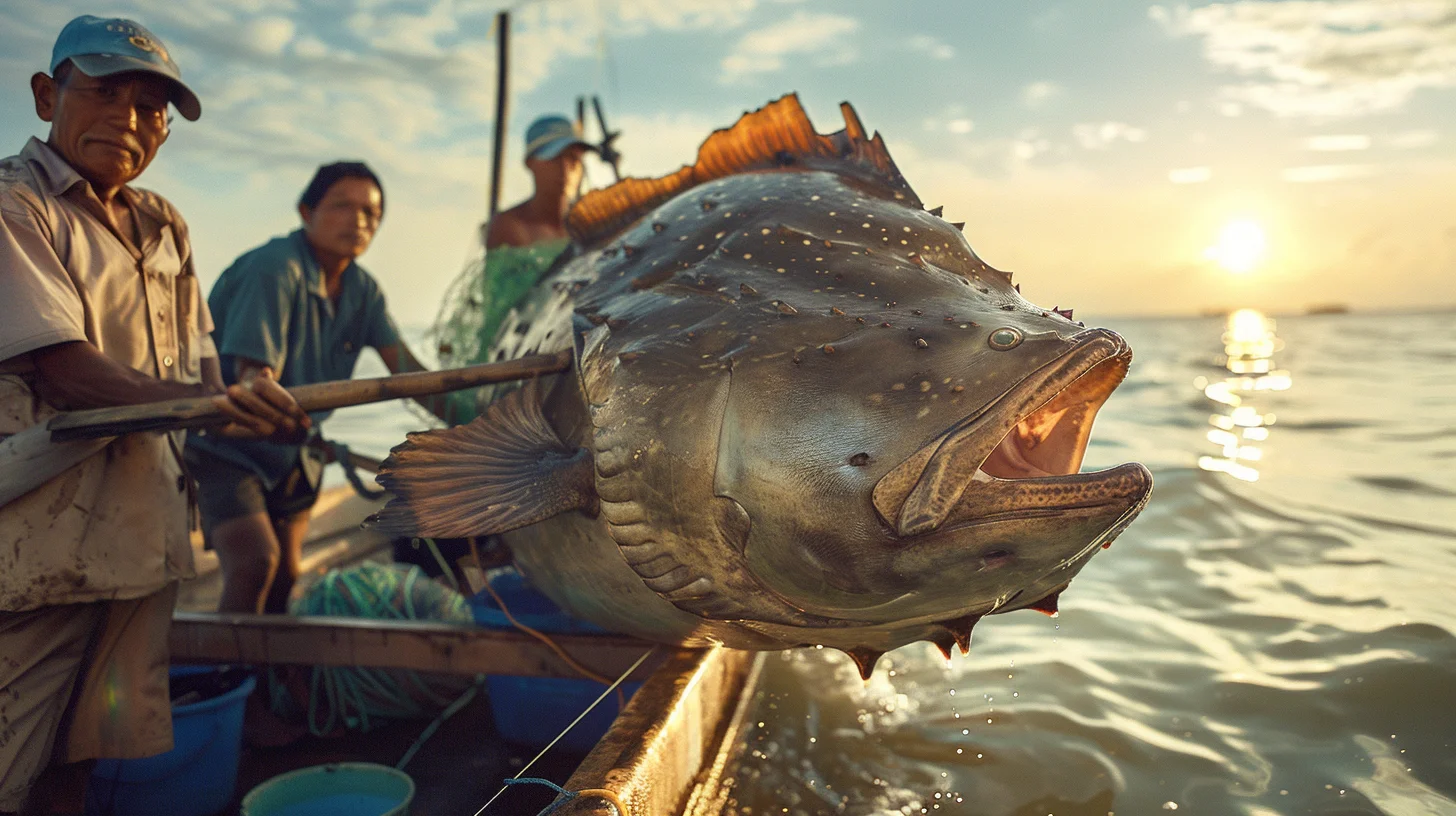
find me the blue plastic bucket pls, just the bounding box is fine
[470,570,641,752]
[86,665,255,816]
[240,762,414,816]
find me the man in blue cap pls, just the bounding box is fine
[484,114,593,249]
[0,16,307,813]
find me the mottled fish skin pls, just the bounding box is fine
[376,96,1152,666]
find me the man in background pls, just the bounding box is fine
[485,114,592,250]
[0,16,308,813]
[186,161,439,619]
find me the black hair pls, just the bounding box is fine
[298,161,385,213]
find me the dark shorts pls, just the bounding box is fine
[186,447,322,536]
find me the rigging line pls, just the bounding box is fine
[471,646,656,816]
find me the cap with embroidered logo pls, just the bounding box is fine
[50,15,201,121]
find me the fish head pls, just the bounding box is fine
[710,175,1152,634]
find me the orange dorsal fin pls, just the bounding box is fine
[566,94,920,247]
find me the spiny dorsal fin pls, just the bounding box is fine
[566,94,920,248]
[367,380,596,538]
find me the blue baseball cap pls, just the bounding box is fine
[50,15,201,121]
[524,115,590,161]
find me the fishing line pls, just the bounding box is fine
[471,646,655,816]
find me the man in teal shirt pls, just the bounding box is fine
[188,161,438,617]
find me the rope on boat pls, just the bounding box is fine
[472,647,655,816]
[280,562,477,735]
[323,437,386,500]
[504,777,630,816]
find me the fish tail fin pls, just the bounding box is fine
[366,381,596,539]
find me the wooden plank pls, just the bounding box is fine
[554,647,763,815]
[169,611,664,681]
[682,650,769,816]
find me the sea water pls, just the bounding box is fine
[332,311,1456,815]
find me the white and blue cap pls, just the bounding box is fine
[524,115,591,161]
[50,15,201,121]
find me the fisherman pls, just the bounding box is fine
[185,161,441,618]
[436,115,594,428]
[485,114,592,250]
[0,16,310,814]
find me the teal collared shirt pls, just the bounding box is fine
[187,229,400,485]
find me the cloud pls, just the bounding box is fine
[612,112,726,178]
[1304,134,1371,150]
[720,11,860,82]
[1282,163,1379,182]
[907,34,955,60]
[1154,0,1456,117]
[1022,80,1062,108]
[1072,121,1148,149]
[1169,166,1213,183]
[1011,128,1052,161]
[1389,128,1439,148]
[615,0,757,33]
[242,16,295,56]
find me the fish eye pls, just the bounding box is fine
[988,327,1023,350]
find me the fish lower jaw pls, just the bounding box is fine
[884,337,1133,536]
[900,461,1153,541]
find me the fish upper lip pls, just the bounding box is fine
[872,328,1137,536]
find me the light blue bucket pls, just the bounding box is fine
[240,762,415,816]
[86,665,255,816]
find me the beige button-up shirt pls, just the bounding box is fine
[0,138,213,611]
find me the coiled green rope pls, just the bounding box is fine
[276,561,478,738]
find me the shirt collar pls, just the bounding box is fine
[289,229,330,301]
[21,137,91,198]
[289,229,366,305]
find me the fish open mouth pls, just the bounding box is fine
[873,329,1149,537]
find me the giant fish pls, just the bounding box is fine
[370,95,1152,677]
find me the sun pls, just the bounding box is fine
[1204,219,1268,274]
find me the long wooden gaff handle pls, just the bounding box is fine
[45,350,571,442]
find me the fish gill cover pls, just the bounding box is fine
[371,94,1153,677]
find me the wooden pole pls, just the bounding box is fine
[0,351,570,508]
[46,350,571,442]
[170,612,666,680]
[486,10,510,223]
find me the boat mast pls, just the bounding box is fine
[486,10,510,225]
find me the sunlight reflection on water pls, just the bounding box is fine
[1195,309,1291,482]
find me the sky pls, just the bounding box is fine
[2,0,1453,327]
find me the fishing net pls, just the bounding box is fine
[276,561,477,735]
[430,238,571,425]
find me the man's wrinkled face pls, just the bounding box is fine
[300,177,384,261]
[34,67,172,191]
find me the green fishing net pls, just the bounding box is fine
[431,238,570,425]
[278,562,476,734]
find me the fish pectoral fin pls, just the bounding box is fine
[366,383,596,538]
